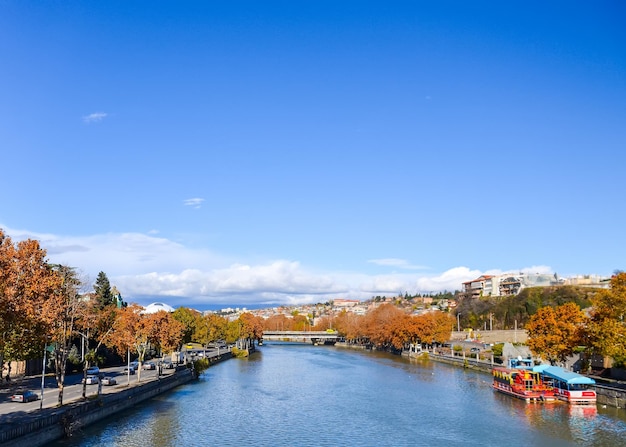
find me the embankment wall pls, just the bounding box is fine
[0,368,195,447]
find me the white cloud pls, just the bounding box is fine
[183,198,205,209]
[367,258,427,270]
[0,225,553,308]
[82,112,108,123]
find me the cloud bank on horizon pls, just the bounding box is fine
[2,225,554,309]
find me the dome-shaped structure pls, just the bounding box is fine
[143,302,175,314]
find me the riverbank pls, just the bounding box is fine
[0,367,194,447]
[0,352,235,447]
[336,341,626,409]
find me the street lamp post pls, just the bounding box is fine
[77,331,88,362]
[457,313,461,332]
[40,342,48,411]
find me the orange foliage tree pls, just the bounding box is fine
[0,231,72,402]
[145,310,185,357]
[526,302,586,365]
[47,264,88,406]
[0,232,55,373]
[585,272,626,367]
[362,303,408,350]
[409,311,455,346]
[264,314,293,331]
[108,304,154,382]
[333,311,364,342]
[237,312,265,346]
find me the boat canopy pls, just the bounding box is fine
[541,366,596,385]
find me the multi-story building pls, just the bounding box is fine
[462,273,608,298]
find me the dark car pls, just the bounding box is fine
[10,391,39,403]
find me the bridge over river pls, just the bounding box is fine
[261,330,339,345]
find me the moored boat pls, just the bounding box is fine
[533,365,596,405]
[492,367,556,403]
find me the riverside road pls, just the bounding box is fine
[0,364,170,416]
[0,346,230,418]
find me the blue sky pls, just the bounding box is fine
[1,1,625,309]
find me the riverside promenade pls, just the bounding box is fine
[0,350,234,447]
[410,348,626,410]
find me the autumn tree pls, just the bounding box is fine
[141,310,184,377]
[585,272,626,367]
[109,304,152,382]
[264,314,292,331]
[46,264,89,406]
[239,312,264,342]
[526,302,586,365]
[333,311,364,342]
[362,303,408,350]
[0,231,63,381]
[405,311,455,347]
[291,314,310,331]
[76,291,119,398]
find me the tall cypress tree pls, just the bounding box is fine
[94,271,113,309]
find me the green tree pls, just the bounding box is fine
[195,314,228,346]
[93,271,113,309]
[172,307,201,344]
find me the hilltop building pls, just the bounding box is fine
[461,273,609,299]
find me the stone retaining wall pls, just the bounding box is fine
[595,385,626,409]
[0,368,194,447]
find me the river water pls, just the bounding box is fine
[53,343,626,447]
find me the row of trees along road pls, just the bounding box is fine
[0,229,263,406]
[526,272,626,369]
[262,304,455,351]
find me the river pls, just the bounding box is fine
[52,343,626,446]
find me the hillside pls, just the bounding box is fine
[456,285,598,330]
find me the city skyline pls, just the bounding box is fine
[1,2,624,308]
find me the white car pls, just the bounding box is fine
[83,375,99,385]
[101,376,117,386]
[10,391,39,402]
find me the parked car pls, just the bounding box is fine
[470,347,481,353]
[86,366,100,375]
[162,361,174,369]
[83,375,99,385]
[101,376,117,386]
[10,391,39,403]
[142,362,156,370]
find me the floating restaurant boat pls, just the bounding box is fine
[506,357,597,405]
[533,365,596,405]
[492,367,556,403]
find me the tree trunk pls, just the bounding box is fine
[57,382,64,406]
